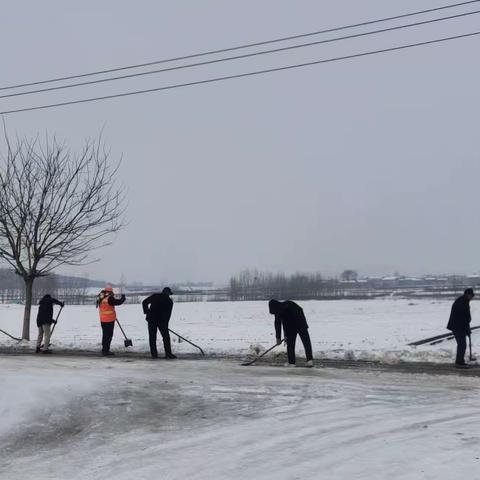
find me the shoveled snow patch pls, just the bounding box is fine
[247,343,265,356]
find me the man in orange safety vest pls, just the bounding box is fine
[96,287,126,356]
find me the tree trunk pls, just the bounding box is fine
[22,278,34,340]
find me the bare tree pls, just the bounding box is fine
[0,133,126,339]
[340,269,358,282]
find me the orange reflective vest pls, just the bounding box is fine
[99,297,117,323]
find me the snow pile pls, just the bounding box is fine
[247,343,265,356]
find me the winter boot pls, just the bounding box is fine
[283,363,296,368]
[305,360,314,368]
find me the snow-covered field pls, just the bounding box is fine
[0,298,478,363]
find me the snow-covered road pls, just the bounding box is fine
[1,356,480,480]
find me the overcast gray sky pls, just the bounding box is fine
[1,1,479,285]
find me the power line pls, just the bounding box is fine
[1,9,479,101]
[2,30,479,116]
[1,0,479,92]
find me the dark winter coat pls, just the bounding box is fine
[447,295,471,334]
[273,300,309,339]
[107,295,126,307]
[142,293,173,323]
[36,295,63,327]
[96,293,126,308]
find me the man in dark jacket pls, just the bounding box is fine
[142,287,176,359]
[269,299,313,367]
[36,294,64,354]
[447,288,474,368]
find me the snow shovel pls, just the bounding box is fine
[168,328,205,355]
[409,325,480,346]
[49,305,63,339]
[241,339,285,366]
[116,319,133,347]
[469,334,476,362]
[0,327,21,342]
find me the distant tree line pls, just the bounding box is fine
[0,268,93,305]
[228,269,479,301]
[0,268,58,303]
[229,269,343,301]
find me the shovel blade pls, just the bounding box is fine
[124,339,133,348]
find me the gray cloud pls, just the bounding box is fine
[1,0,479,283]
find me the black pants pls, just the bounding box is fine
[453,331,467,365]
[286,329,313,364]
[148,321,172,357]
[101,322,115,353]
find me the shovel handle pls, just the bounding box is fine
[0,328,22,342]
[168,328,205,355]
[49,305,64,337]
[115,318,128,339]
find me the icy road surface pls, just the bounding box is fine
[1,356,480,480]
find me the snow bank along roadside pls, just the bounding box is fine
[0,298,476,364]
